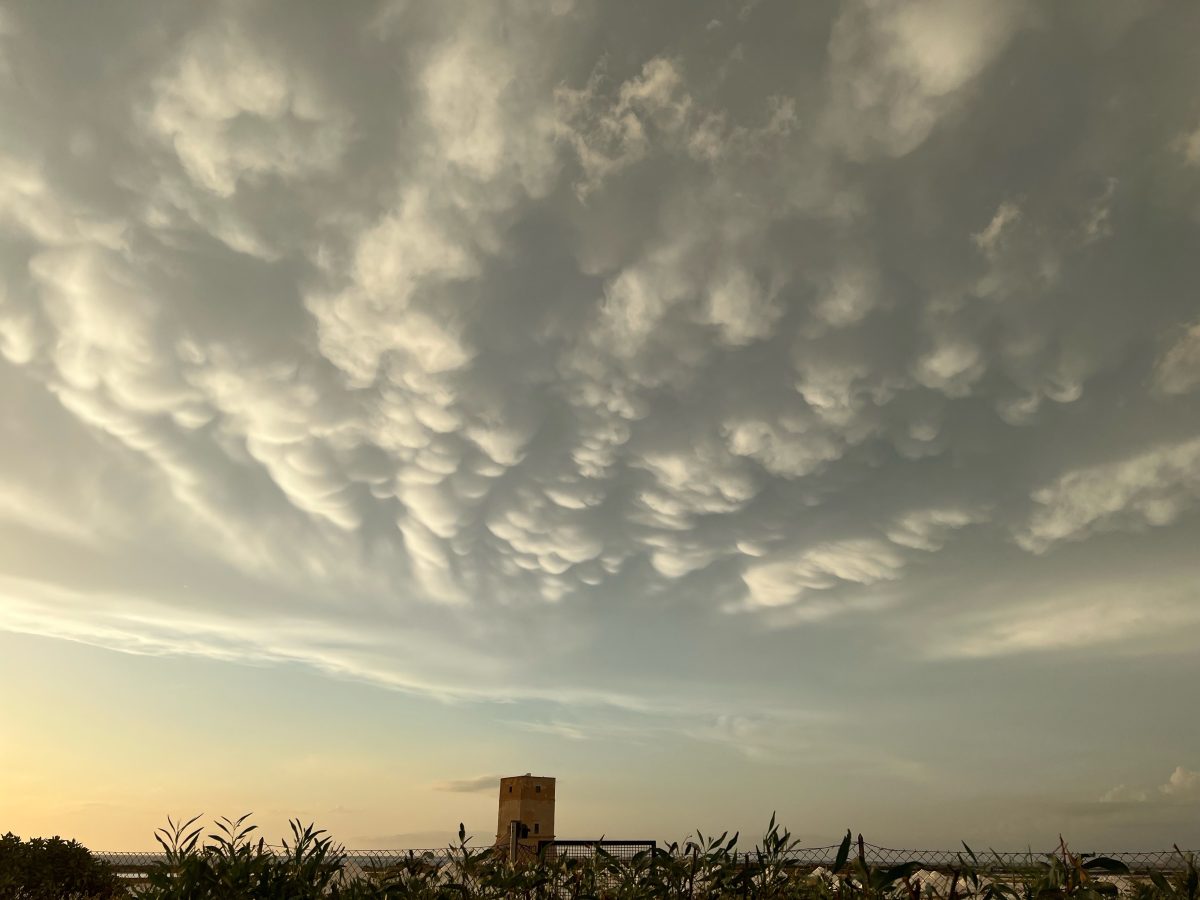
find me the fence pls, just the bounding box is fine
[95,841,1197,888]
[96,844,657,885]
[778,843,1195,874]
[96,849,454,886]
[537,839,658,860]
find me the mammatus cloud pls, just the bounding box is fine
[824,0,1029,158]
[0,0,1199,759]
[147,20,353,201]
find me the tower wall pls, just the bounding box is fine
[495,774,556,848]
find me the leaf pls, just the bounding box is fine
[873,861,922,890]
[1082,857,1130,874]
[834,830,852,873]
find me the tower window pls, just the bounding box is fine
[534,823,540,834]
[535,785,541,793]
[508,786,512,793]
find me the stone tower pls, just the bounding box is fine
[495,773,555,849]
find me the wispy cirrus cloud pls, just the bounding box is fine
[432,776,502,795]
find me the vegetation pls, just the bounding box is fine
[139,814,345,900]
[0,832,126,900]
[3,815,1197,900]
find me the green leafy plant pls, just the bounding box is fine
[1141,848,1199,900]
[139,813,346,900]
[0,832,126,900]
[12,815,1197,900]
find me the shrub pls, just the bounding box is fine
[139,814,346,900]
[37,812,1197,900]
[0,832,126,900]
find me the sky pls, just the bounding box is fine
[1,0,1199,853]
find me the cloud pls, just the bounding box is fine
[973,201,1022,256]
[0,477,93,543]
[1099,784,1147,804]
[1177,124,1200,167]
[1095,767,1200,807]
[913,335,986,398]
[809,263,879,332]
[0,155,127,254]
[1018,438,1200,553]
[929,580,1200,660]
[1159,766,1200,799]
[1080,178,1118,245]
[516,721,590,741]
[2,0,1200,762]
[886,507,986,551]
[739,540,906,611]
[146,19,352,198]
[1155,320,1200,395]
[824,0,1029,158]
[432,775,501,794]
[556,57,692,198]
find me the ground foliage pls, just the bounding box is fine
[0,832,126,900]
[6,815,1199,900]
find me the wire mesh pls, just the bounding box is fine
[95,841,1197,884]
[776,843,1195,873]
[94,849,456,884]
[538,839,658,860]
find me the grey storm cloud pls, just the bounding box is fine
[2,0,1200,773]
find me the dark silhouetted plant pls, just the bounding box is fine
[1136,848,1198,900]
[0,832,126,900]
[140,813,345,900]
[17,814,1196,900]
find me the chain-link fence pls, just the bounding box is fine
[95,841,1197,887]
[96,848,455,885]
[777,842,1195,873]
[536,840,658,861]
[95,846,656,885]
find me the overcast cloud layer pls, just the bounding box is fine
[2,0,1200,842]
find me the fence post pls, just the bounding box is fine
[509,821,519,864]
